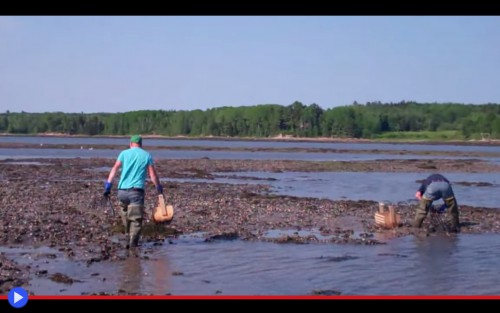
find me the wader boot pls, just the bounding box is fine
[444,196,460,232]
[119,204,131,249]
[413,198,432,228]
[127,204,144,248]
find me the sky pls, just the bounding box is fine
[1,16,500,113]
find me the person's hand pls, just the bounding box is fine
[415,191,422,200]
[103,181,112,198]
[438,203,447,213]
[156,184,163,195]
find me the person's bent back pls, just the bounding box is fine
[413,173,460,232]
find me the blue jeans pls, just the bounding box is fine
[422,181,455,201]
[414,181,460,229]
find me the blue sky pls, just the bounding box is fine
[1,16,500,113]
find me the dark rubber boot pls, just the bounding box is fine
[413,199,432,228]
[445,197,460,232]
[413,216,425,228]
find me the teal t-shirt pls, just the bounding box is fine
[117,147,154,190]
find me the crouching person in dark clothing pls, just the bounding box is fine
[413,173,460,232]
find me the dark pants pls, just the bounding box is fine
[117,189,145,248]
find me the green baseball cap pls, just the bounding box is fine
[130,135,142,144]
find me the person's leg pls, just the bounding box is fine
[413,181,444,228]
[117,190,130,237]
[444,196,460,231]
[117,190,130,249]
[436,182,460,232]
[127,204,144,247]
[127,190,145,248]
[120,204,129,233]
[413,198,432,228]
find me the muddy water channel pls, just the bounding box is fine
[1,138,500,296]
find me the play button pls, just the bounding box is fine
[8,287,28,308]
[14,292,23,302]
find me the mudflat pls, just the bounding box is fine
[1,157,499,293]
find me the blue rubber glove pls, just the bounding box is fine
[156,184,163,195]
[103,181,112,198]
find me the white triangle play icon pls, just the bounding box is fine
[14,292,23,303]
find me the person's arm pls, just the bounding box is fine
[107,160,122,183]
[415,179,428,200]
[148,164,163,193]
[103,160,121,197]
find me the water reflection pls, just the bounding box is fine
[148,252,173,295]
[3,234,500,295]
[411,235,459,295]
[118,254,143,294]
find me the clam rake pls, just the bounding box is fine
[101,196,116,216]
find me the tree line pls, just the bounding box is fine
[1,101,499,139]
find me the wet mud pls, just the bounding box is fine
[1,157,500,294]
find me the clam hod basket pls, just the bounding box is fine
[374,203,401,229]
[153,194,174,223]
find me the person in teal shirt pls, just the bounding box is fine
[103,135,163,250]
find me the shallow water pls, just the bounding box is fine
[167,171,500,208]
[1,148,499,164]
[2,233,500,295]
[2,138,500,296]
[2,136,500,163]
[2,135,500,153]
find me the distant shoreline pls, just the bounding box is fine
[1,132,500,146]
